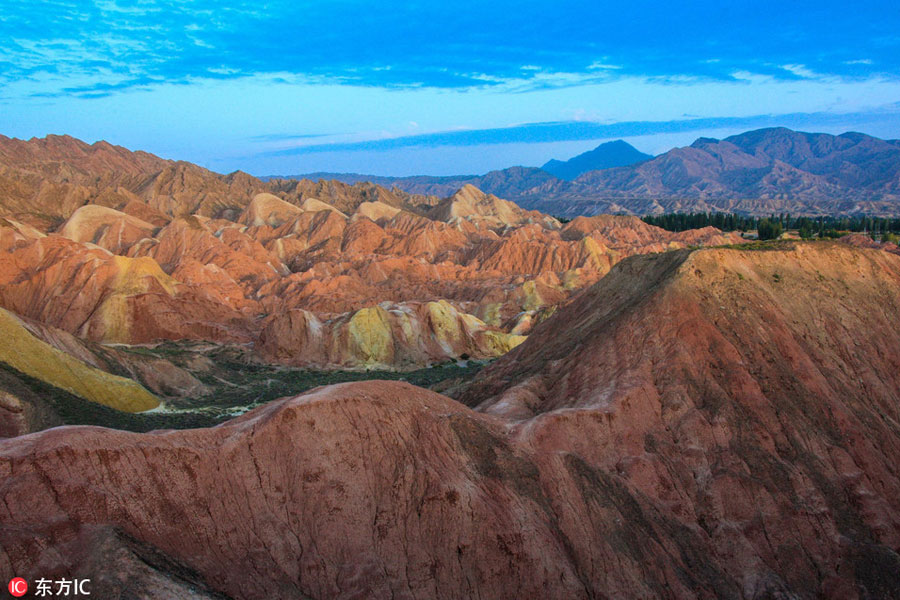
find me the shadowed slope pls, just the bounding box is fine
[3,244,900,599]
[0,157,738,369]
[0,308,158,415]
[462,242,900,416]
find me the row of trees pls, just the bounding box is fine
[641,212,758,232]
[642,212,900,239]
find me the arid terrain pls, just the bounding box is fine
[0,135,739,428]
[2,135,900,599]
[305,128,900,217]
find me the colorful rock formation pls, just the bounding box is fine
[0,308,158,414]
[0,135,741,370]
[3,242,900,598]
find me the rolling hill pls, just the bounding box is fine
[4,241,900,598]
[282,128,900,217]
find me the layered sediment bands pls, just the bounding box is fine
[0,308,158,413]
[427,183,559,228]
[3,361,900,598]
[0,148,738,368]
[0,382,731,600]
[258,301,525,368]
[59,204,157,254]
[353,200,402,222]
[0,235,252,345]
[239,192,305,227]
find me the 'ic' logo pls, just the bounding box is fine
[8,578,28,597]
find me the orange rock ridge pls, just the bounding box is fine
[0,140,741,367]
[2,243,900,598]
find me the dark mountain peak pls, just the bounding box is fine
[690,137,721,148]
[262,127,900,218]
[725,126,796,142]
[542,140,652,180]
[837,131,879,143]
[716,127,900,170]
[599,139,637,150]
[493,165,547,176]
[723,126,807,151]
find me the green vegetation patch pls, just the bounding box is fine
[0,343,488,433]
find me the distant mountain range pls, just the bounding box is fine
[541,140,652,180]
[276,128,900,217]
[268,140,651,201]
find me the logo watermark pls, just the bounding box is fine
[7,578,91,597]
[8,578,27,597]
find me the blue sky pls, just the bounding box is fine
[1,0,899,175]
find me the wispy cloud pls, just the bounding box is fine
[249,132,336,142]
[261,107,900,157]
[4,1,900,177]
[1,0,898,98]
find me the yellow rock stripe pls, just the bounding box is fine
[0,308,159,412]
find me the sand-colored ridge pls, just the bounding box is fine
[353,200,402,222]
[110,255,179,296]
[428,184,557,228]
[476,329,527,355]
[0,308,158,412]
[95,255,180,343]
[425,300,464,349]
[240,192,304,227]
[59,204,157,254]
[258,300,531,368]
[60,204,155,240]
[299,197,348,218]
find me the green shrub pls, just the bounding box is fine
[757,218,783,241]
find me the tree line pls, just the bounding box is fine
[642,212,900,240]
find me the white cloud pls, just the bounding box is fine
[6,65,900,174]
[780,64,820,79]
[587,61,622,71]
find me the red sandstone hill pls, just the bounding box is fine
[2,243,900,599]
[0,134,740,375]
[0,134,434,230]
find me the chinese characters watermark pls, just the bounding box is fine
[7,577,91,597]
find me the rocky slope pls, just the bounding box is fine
[531,128,900,216]
[462,241,900,415]
[545,129,899,216]
[292,128,900,217]
[0,133,434,230]
[0,134,740,375]
[0,308,159,436]
[2,242,900,599]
